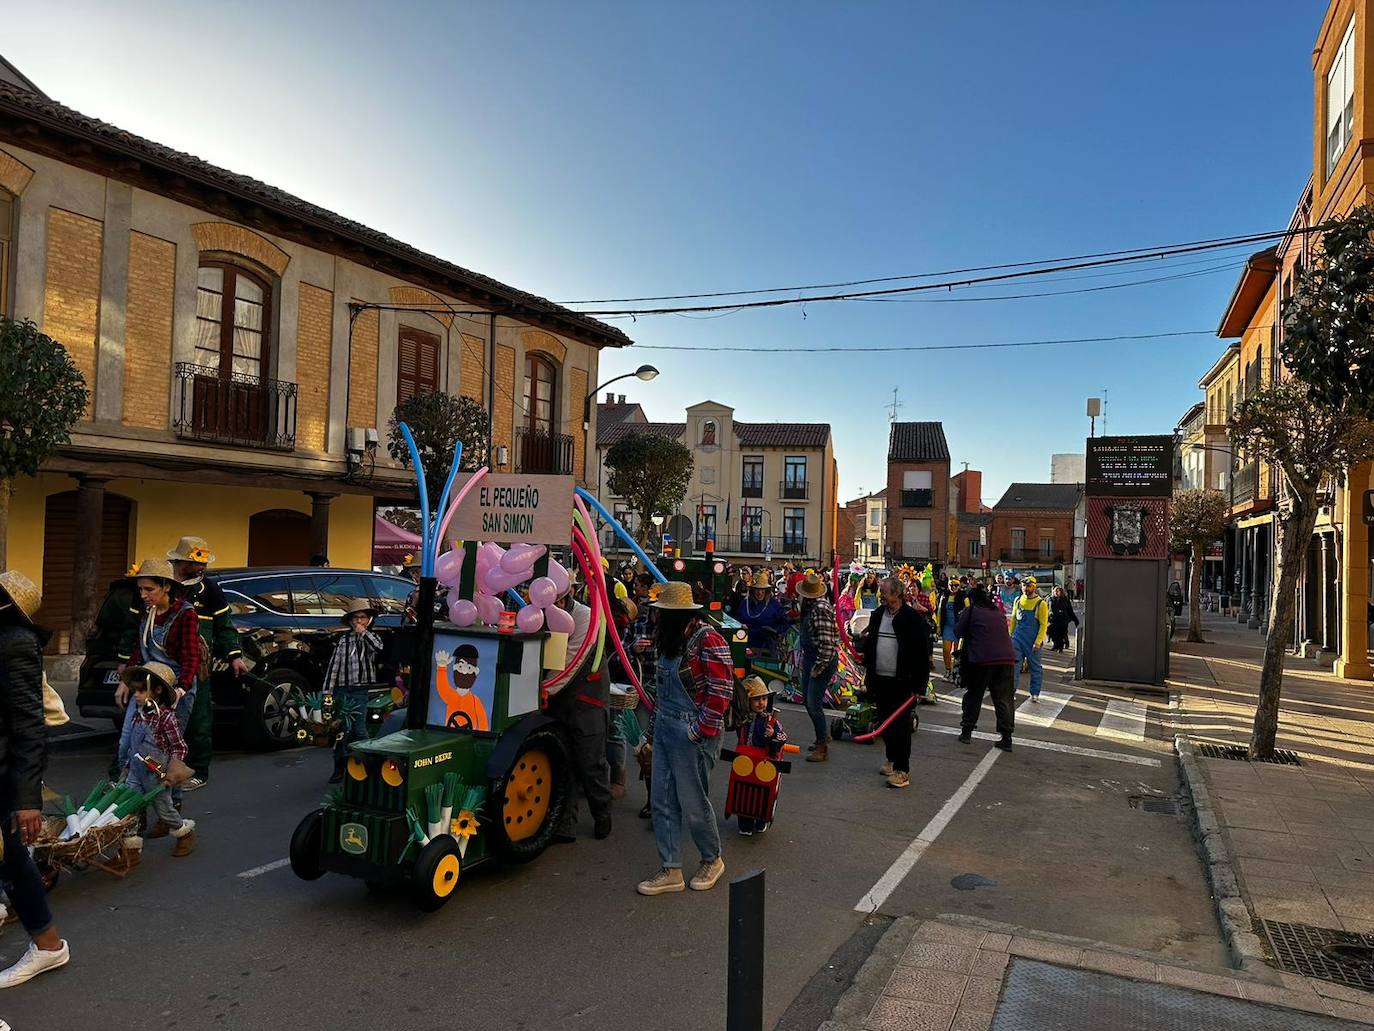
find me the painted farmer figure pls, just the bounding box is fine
[1010,576,1049,701]
[545,585,612,843]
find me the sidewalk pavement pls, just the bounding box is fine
[825,917,1374,1029]
[1168,613,1374,994]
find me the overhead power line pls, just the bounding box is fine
[632,329,1215,353]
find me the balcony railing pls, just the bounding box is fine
[516,427,574,475]
[599,531,810,559]
[173,363,296,451]
[900,488,934,508]
[889,541,942,561]
[741,481,764,499]
[1232,462,1258,506]
[1000,550,1066,564]
[781,480,810,500]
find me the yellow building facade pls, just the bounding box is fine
[0,76,629,653]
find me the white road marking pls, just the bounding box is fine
[1097,699,1148,741]
[855,749,1001,913]
[1015,689,1072,727]
[237,858,291,879]
[923,723,1160,767]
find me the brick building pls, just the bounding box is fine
[989,483,1081,576]
[949,468,990,571]
[886,422,949,564]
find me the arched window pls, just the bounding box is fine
[196,260,272,380]
[524,353,557,432]
[0,187,12,317]
[701,420,717,446]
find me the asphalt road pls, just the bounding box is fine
[8,651,1224,1030]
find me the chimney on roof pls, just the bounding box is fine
[618,394,626,404]
[605,392,615,404]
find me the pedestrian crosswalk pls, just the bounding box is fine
[986,689,1151,743]
[1095,699,1148,742]
[1014,690,1072,728]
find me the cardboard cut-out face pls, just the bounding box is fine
[429,633,498,732]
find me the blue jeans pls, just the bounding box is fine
[650,708,722,869]
[0,809,52,936]
[1012,639,1043,697]
[118,685,195,767]
[801,659,836,745]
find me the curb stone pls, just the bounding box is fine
[1173,730,1277,982]
[821,915,920,1031]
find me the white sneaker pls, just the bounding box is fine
[0,940,70,988]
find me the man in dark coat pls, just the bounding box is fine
[0,570,69,987]
[859,577,931,789]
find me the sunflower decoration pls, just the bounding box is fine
[188,546,211,563]
[451,785,486,857]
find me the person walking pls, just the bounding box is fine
[796,572,838,762]
[0,570,70,987]
[546,583,612,844]
[858,571,881,610]
[121,661,198,857]
[323,600,383,784]
[997,575,1021,624]
[936,580,964,680]
[1009,576,1049,701]
[1047,586,1079,652]
[165,536,246,790]
[858,577,931,789]
[954,585,1017,751]
[637,582,733,896]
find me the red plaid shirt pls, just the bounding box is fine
[683,622,734,741]
[128,600,201,692]
[133,705,187,762]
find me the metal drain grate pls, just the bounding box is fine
[1263,920,1374,992]
[1196,743,1303,766]
[1130,796,1183,815]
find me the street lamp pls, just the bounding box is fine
[651,514,665,556]
[584,365,660,428]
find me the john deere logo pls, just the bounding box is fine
[340,823,368,855]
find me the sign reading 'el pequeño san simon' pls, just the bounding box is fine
[447,473,573,545]
[1085,435,1175,497]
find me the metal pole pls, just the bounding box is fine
[726,869,765,1031]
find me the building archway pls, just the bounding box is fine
[247,509,311,566]
[36,490,133,652]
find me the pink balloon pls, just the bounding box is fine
[515,605,545,633]
[479,567,522,597]
[546,558,570,597]
[500,543,547,575]
[447,598,478,627]
[435,547,466,587]
[476,593,504,626]
[527,576,557,609]
[477,542,504,570]
[545,604,575,635]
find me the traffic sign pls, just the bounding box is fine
[1363,490,1374,526]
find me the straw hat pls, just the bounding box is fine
[622,598,639,623]
[797,572,828,600]
[750,569,774,590]
[651,581,700,611]
[0,570,41,626]
[743,675,772,700]
[339,599,377,625]
[134,558,178,584]
[125,662,176,692]
[167,536,216,565]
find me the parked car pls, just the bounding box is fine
[76,567,416,750]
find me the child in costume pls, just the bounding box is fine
[727,676,789,836]
[122,662,196,859]
[325,599,385,783]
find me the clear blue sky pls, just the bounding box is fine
[7,1,1320,506]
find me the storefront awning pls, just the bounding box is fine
[373,516,420,566]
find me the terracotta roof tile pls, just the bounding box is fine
[888,422,950,462]
[993,483,1082,511]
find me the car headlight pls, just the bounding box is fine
[755,760,777,783]
[347,756,368,782]
[382,759,404,787]
[732,754,755,777]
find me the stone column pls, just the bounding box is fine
[69,475,111,656]
[1336,463,1373,679]
[1248,527,1263,630]
[1238,530,1251,624]
[307,492,338,562]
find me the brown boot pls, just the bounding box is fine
[171,819,196,858]
[119,836,143,871]
[806,743,829,763]
[146,820,171,840]
[610,766,627,801]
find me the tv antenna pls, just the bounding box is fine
[887,387,902,423]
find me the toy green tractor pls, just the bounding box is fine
[289,624,572,911]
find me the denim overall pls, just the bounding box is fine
[649,646,722,870]
[941,599,959,643]
[1011,596,1046,698]
[118,607,196,768]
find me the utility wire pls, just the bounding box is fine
[631,329,1214,354]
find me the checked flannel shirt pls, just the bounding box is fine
[323,630,384,693]
[127,600,202,693]
[682,621,734,742]
[803,596,838,678]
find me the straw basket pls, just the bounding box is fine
[296,717,342,748]
[34,814,136,873]
[608,683,639,710]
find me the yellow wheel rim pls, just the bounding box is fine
[503,748,552,843]
[432,853,460,898]
[755,760,777,783]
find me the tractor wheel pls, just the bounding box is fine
[830,717,847,741]
[411,836,462,912]
[289,809,325,881]
[487,727,570,865]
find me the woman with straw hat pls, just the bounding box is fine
[796,572,838,763]
[0,570,70,987]
[729,569,789,659]
[636,581,734,897]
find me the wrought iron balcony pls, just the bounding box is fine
[781,480,810,500]
[516,427,574,475]
[173,363,296,451]
[900,488,934,508]
[740,481,764,499]
[1231,462,1258,506]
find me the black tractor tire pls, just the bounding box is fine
[242,668,310,752]
[830,717,847,741]
[411,836,462,912]
[289,809,325,881]
[486,727,571,865]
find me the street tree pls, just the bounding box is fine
[387,392,490,499]
[605,432,694,547]
[1168,488,1229,644]
[0,318,89,567]
[1232,377,1374,758]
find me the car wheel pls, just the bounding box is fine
[486,727,571,865]
[411,836,462,912]
[289,809,325,881]
[242,668,310,752]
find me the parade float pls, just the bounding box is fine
[289,429,667,910]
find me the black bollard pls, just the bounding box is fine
[727,869,765,1031]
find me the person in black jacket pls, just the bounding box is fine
[0,570,69,987]
[859,577,931,789]
[1047,586,1079,652]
